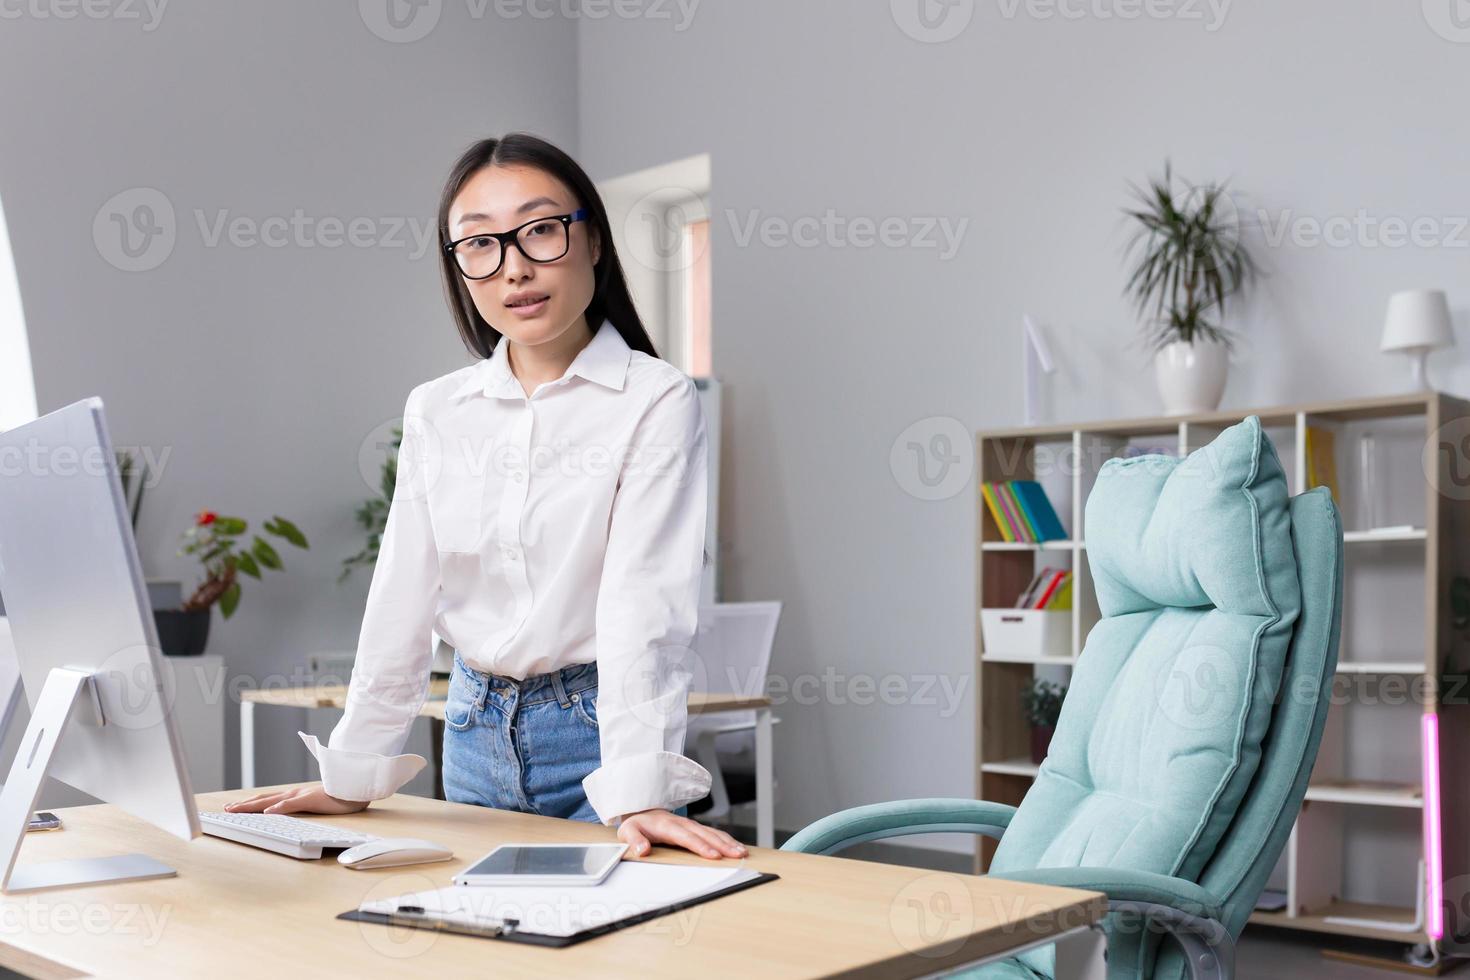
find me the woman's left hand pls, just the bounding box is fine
[616,808,748,860]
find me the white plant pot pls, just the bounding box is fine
[1153,339,1228,416]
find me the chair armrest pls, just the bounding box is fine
[780,798,1017,855]
[988,867,1233,980]
[987,867,1224,921]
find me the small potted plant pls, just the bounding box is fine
[1123,161,1257,416]
[1020,679,1068,764]
[153,510,309,656]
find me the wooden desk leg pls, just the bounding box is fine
[430,718,445,801]
[240,699,255,790]
[755,706,773,848]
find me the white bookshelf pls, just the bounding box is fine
[976,392,1470,961]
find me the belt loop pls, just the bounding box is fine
[461,655,489,712]
[549,667,573,708]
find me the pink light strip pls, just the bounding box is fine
[1423,712,1445,942]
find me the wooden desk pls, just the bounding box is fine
[240,685,777,846]
[0,788,1106,979]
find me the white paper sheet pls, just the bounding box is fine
[360,861,762,937]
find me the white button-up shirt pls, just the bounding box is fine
[302,317,712,824]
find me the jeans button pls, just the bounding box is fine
[571,693,580,703]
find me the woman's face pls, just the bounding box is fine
[447,163,600,348]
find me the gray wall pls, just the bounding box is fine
[575,0,1470,847]
[0,2,579,788]
[3,1,1465,865]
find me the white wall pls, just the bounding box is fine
[576,0,1470,850]
[3,1,1465,868]
[0,2,579,787]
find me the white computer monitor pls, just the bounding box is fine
[0,397,199,891]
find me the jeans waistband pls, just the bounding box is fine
[455,653,598,708]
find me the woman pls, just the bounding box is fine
[226,133,745,862]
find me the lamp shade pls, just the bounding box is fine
[1381,289,1454,353]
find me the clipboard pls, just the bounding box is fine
[337,869,779,948]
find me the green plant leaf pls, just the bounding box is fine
[266,516,309,549]
[220,581,241,619]
[213,516,247,536]
[252,536,282,570]
[235,550,262,579]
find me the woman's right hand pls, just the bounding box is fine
[223,783,368,816]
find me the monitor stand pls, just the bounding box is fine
[0,666,177,892]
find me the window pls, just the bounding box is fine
[597,154,711,377]
[673,210,711,378]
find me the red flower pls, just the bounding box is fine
[196,510,217,526]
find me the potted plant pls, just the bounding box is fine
[1020,679,1068,764]
[153,511,309,656]
[1123,162,1257,416]
[340,423,400,582]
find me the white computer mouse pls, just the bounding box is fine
[337,838,455,870]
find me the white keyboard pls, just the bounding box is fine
[199,811,380,859]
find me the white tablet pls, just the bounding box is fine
[452,843,628,887]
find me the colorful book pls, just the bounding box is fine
[1016,566,1058,608]
[1011,481,1068,542]
[1044,575,1073,611]
[980,483,1016,543]
[1032,570,1070,609]
[988,481,1027,542]
[998,483,1037,542]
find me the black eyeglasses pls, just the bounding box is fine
[444,209,589,280]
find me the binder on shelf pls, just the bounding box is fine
[1032,571,1069,609]
[1016,567,1056,608]
[1012,481,1067,542]
[981,484,1016,542]
[995,483,1034,542]
[980,481,1068,543]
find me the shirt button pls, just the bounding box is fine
[512,471,525,483]
[502,546,518,561]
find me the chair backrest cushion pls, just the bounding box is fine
[991,415,1302,888]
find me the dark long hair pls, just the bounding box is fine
[437,133,660,361]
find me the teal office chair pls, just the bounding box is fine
[783,417,1343,980]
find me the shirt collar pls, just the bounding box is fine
[449,316,630,401]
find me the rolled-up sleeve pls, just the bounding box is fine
[300,387,436,802]
[581,375,713,824]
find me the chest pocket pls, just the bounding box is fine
[428,451,486,553]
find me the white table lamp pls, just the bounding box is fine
[1381,289,1454,391]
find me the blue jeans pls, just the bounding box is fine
[442,652,603,822]
[440,652,692,823]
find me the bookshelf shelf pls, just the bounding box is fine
[1335,661,1424,675]
[1304,780,1424,809]
[981,652,1078,666]
[1342,529,1428,544]
[975,391,1470,961]
[980,540,1079,552]
[1249,901,1423,945]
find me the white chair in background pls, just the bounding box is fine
[686,601,781,829]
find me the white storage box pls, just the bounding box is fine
[980,609,1070,661]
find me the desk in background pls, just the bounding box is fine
[0,787,1105,978]
[240,683,777,847]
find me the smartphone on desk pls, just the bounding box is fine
[453,843,627,887]
[27,812,61,832]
